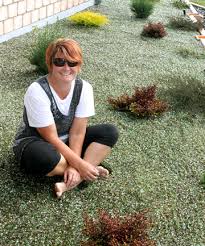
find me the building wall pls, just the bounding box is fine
[0,0,95,42]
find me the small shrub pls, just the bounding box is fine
[168,16,199,31]
[107,93,133,111]
[108,85,169,118]
[68,11,108,27]
[29,25,63,74]
[172,0,188,9]
[141,22,167,38]
[81,209,156,246]
[177,47,205,59]
[130,0,154,19]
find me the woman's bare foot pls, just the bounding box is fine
[54,180,81,199]
[54,166,109,198]
[97,166,109,178]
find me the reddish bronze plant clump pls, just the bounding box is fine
[141,22,167,38]
[108,85,169,117]
[81,210,156,246]
[107,93,133,111]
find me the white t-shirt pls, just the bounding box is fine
[24,79,95,128]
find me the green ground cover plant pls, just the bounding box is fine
[1,0,205,245]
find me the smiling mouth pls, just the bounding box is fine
[61,73,71,76]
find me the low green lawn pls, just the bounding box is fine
[191,0,205,6]
[1,0,205,245]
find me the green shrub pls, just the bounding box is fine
[172,0,188,9]
[81,210,155,246]
[168,16,199,31]
[141,22,167,38]
[130,0,154,19]
[29,25,64,74]
[177,47,205,59]
[108,85,169,118]
[68,11,108,27]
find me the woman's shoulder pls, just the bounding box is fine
[80,78,93,90]
[25,80,47,98]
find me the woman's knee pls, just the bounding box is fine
[21,140,62,176]
[100,123,119,147]
[47,154,67,176]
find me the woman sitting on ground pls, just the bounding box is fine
[13,38,119,198]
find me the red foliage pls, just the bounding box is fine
[81,210,156,246]
[142,22,167,38]
[107,93,133,111]
[108,85,168,117]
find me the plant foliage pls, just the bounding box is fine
[130,0,154,19]
[81,210,156,246]
[69,11,108,27]
[108,85,169,117]
[168,16,199,31]
[172,0,188,9]
[141,22,167,38]
[189,0,205,6]
[177,47,205,59]
[29,25,63,74]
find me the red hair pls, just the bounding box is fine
[45,38,83,72]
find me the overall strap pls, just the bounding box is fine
[37,75,83,115]
[37,75,56,106]
[69,77,83,114]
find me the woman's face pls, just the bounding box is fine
[51,52,79,83]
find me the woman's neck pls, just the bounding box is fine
[47,74,73,100]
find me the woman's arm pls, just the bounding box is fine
[37,124,99,180]
[68,117,88,156]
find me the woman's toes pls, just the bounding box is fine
[54,183,64,199]
[97,166,109,178]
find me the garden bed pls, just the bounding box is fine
[0,0,205,245]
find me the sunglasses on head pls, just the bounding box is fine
[53,58,78,67]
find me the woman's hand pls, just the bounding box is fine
[64,166,81,187]
[77,160,99,181]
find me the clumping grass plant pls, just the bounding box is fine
[172,0,188,9]
[130,0,154,19]
[81,210,156,246]
[141,22,167,38]
[108,85,169,117]
[177,47,205,59]
[68,11,108,27]
[168,16,199,31]
[29,25,63,74]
